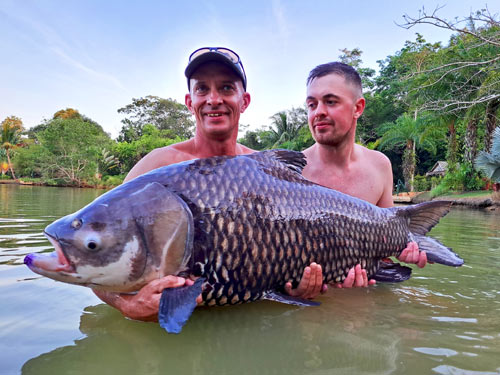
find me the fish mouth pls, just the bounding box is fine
[24,232,75,273]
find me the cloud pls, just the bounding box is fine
[50,46,125,91]
[1,3,125,91]
[272,0,290,44]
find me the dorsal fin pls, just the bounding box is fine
[397,200,452,235]
[253,149,307,174]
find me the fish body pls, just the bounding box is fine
[25,150,463,330]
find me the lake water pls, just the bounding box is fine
[1,183,499,375]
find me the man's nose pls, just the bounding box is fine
[314,102,327,118]
[207,90,223,106]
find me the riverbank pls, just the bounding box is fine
[0,179,118,189]
[394,191,500,211]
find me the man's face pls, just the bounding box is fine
[306,74,364,146]
[185,62,250,139]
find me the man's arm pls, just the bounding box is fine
[94,276,202,321]
[375,151,427,268]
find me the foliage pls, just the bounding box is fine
[113,124,185,172]
[35,117,113,186]
[431,163,485,196]
[475,127,500,182]
[378,114,446,190]
[117,96,194,142]
[1,116,24,179]
[12,142,47,178]
[413,175,431,191]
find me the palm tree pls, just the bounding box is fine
[268,107,307,148]
[379,114,445,191]
[475,127,500,183]
[1,116,23,180]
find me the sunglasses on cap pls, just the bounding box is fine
[186,47,247,90]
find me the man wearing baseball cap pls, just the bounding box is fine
[94,47,366,321]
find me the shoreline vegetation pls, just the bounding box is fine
[2,178,498,211]
[394,190,500,211]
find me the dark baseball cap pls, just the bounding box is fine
[185,47,247,91]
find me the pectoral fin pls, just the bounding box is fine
[158,277,205,334]
[372,260,412,283]
[263,291,321,306]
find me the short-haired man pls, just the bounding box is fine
[300,62,427,287]
[94,49,367,321]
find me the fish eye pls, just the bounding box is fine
[71,219,82,229]
[85,238,101,251]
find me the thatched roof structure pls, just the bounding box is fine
[426,161,448,177]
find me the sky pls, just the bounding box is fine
[0,0,496,139]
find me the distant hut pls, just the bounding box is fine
[426,161,448,177]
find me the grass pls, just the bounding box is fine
[438,190,493,199]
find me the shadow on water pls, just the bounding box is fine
[22,290,406,375]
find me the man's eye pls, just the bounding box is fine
[222,85,235,92]
[195,86,208,93]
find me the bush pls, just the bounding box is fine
[413,175,431,192]
[430,183,450,198]
[430,176,442,189]
[101,175,125,187]
[430,163,485,197]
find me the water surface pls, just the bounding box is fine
[1,184,499,375]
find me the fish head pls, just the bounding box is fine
[25,182,194,292]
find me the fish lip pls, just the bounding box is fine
[43,231,76,273]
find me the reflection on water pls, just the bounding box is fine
[1,184,500,375]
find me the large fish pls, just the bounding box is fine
[25,150,463,333]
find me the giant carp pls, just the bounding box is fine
[25,150,463,333]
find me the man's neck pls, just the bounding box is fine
[315,137,356,169]
[192,133,240,159]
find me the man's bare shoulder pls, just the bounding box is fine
[237,143,257,155]
[355,144,392,173]
[124,140,196,182]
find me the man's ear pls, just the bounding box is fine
[185,93,194,114]
[353,97,365,119]
[240,92,251,113]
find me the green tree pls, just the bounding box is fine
[117,96,194,142]
[339,48,376,90]
[379,114,445,191]
[267,107,308,148]
[475,127,500,182]
[113,124,185,172]
[37,117,113,186]
[1,116,24,180]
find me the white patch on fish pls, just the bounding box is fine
[77,236,141,286]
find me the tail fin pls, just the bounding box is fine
[414,235,464,266]
[397,201,464,267]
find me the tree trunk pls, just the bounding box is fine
[5,149,17,180]
[464,115,479,166]
[403,140,416,192]
[447,118,457,172]
[484,100,499,152]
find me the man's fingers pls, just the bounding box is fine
[147,276,187,293]
[417,251,428,268]
[342,267,356,288]
[354,265,364,287]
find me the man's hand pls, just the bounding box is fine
[285,263,375,299]
[333,264,376,289]
[284,262,325,299]
[397,241,427,268]
[93,276,203,322]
